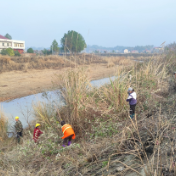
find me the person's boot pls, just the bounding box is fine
[130,114,133,119]
[68,141,71,146]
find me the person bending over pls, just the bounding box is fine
[61,121,75,147]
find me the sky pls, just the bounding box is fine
[0,0,176,48]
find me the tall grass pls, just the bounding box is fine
[0,54,150,73]
[1,53,175,175]
[0,107,8,140]
[33,101,62,137]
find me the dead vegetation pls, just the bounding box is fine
[0,54,150,73]
[0,107,8,140]
[0,52,176,175]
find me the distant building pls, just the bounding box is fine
[145,49,151,53]
[124,49,129,53]
[34,50,43,55]
[131,50,139,53]
[153,47,164,53]
[0,34,25,54]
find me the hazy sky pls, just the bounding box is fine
[0,0,176,48]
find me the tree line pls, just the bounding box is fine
[29,30,87,55]
[0,31,87,56]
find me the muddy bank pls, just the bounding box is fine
[0,64,119,102]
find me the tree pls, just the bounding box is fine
[1,48,15,56]
[6,48,14,56]
[50,40,59,54]
[61,30,86,53]
[42,49,52,55]
[14,50,21,56]
[1,49,7,55]
[5,33,12,39]
[27,48,34,53]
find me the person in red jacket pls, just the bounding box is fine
[61,121,75,147]
[33,123,43,143]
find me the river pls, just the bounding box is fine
[0,76,117,131]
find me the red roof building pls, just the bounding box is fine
[0,34,25,53]
[0,35,8,40]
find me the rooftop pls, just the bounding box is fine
[0,35,9,40]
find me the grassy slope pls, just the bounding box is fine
[0,53,176,175]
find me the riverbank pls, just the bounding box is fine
[1,53,175,175]
[0,64,121,102]
[2,52,176,175]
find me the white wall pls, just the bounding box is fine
[124,49,129,53]
[0,39,25,50]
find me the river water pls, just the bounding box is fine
[0,76,117,130]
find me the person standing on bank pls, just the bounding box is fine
[126,87,137,119]
[61,121,76,147]
[33,123,43,143]
[14,116,23,143]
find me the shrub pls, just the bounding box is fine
[27,48,34,53]
[14,50,21,56]
[6,48,14,56]
[1,49,7,55]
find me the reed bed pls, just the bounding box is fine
[0,107,8,140]
[0,54,148,73]
[1,52,176,175]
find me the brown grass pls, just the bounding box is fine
[0,107,8,140]
[1,53,174,175]
[0,54,147,73]
[0,55,76,73]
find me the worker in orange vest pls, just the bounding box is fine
[61,121,75,147]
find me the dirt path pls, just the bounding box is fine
[0,64,118,102]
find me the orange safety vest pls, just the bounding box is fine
[61,124,75,139]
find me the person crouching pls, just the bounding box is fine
[61,121,75,147]
[33,123,43,143]
[126,87,137,119]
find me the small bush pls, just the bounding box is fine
[1,49,7,55]
[14,50,21,56]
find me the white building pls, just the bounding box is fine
[124,49,129,53]
[0,35,25,54]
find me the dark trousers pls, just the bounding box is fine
[130,104,136,115]
[17,132,23,143]
[63,135,73,145]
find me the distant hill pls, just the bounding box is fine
[26,47,49,51]
[26,45,154,53]
[85,45,154,53]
